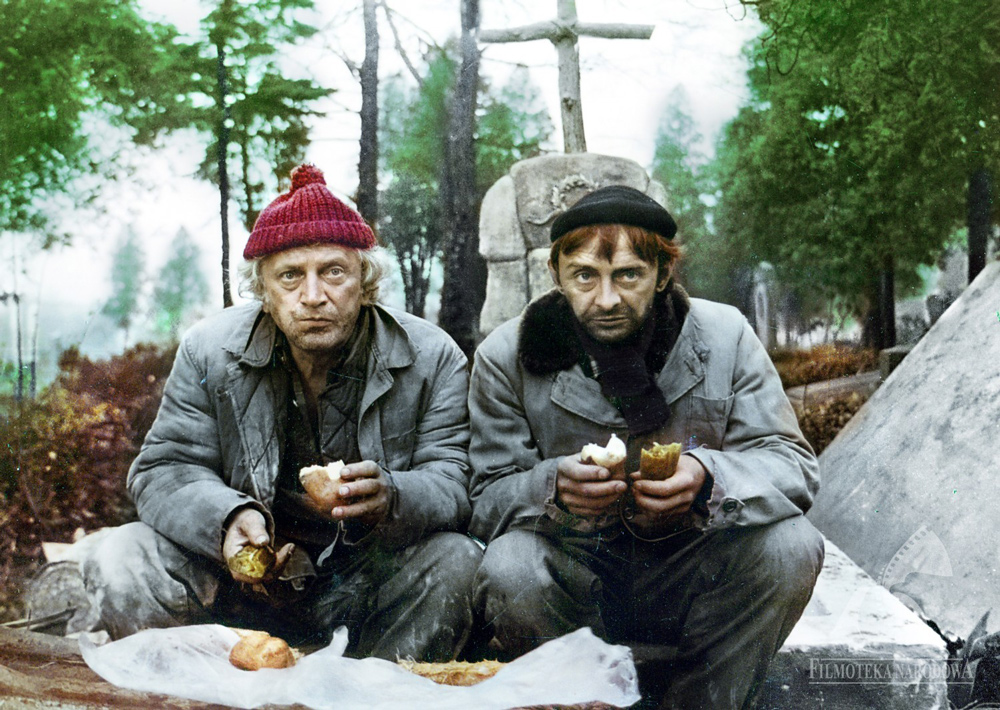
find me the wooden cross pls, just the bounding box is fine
[480,0,654,153]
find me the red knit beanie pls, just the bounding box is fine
[243,164,376,260]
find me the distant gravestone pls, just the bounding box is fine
[808,260,1000,640]
[478,153,668,336]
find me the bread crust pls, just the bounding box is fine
[298,460,345,507]
[229,630,296,671]
[639,442,682,481]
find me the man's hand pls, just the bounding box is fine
[222,507,295,584]
[630,454,708,521]
[556,454,628,518]
[330,461,391,527]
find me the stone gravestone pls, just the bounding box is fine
[478,153,668,337]
[808,260,1000,641]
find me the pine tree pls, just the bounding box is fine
[102,227,146,345]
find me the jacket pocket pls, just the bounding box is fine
[686,394,734,450]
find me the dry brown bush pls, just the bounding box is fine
[771,344,879,389]
[0,344,176,621]
[797,391,868,455]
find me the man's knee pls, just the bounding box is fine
[735,516,825,605]
[79,522,217,638]
[408,532,482,593]
[476,530,557,605]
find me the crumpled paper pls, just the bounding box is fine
[79,624,640,709]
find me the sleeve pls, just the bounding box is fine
[685,320,820,529]
[372,338,474,549]
[466,342,562,543]
[127,336,267,563]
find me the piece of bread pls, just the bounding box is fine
[226,545,275,581]
[639,442,682,481]
[398,659,505,686]
[229,630,296,671]
[298,460,346,507]
[580,433,627,476]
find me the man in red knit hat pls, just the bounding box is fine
[75,165,480,661]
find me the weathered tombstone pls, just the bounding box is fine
[751,262,776,350]
[808,260,1000,641]
[478,153,668,337]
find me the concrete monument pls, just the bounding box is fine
[809,260,1000,641]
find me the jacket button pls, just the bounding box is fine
[722,499,738,514]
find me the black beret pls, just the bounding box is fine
[550,185,677,242]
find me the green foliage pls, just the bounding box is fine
[379,55,553,316]
[720,0,1000,328]
[476,66,554,194]
[651,87,747,305]
[380,52,457,183]
[151,228,209,339]
[0,0,183,237]
[102,227,146,337]
[180,0,334,232]
[0,343,176,599]
[380,174,441,317]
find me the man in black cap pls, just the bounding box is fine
[467,185,824,709]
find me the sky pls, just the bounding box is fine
[3,0,762,382]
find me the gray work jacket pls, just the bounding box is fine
[468,293,818,543]
[128,302,472,563]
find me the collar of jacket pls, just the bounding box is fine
[221,303,418,373]
[518,283,693,377]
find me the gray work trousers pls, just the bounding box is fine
[80,522,481,662]
[475,516,824,710]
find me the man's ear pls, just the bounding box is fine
[547,258,561,290]
[656,262,674,292]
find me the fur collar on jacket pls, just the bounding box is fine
[518,282,692,376]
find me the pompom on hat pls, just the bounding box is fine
[550,185,677,243]
[243,164,376,260]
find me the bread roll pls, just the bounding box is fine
[639,442,682,481]
[580,434,627,476]
[229,630,296,670]
[298,460,346,507]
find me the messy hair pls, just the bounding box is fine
[238,246,388,307]
[550,224,682,277]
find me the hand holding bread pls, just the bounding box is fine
[298,460,346,509]
[639,442,682,480]
[580,433,627,476]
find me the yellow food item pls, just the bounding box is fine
[398,659,505,686]
[227,545,275,581]
[229,630,296,671]
[298,460,346,507]
[640,442,682,480]
[580,434,627,476]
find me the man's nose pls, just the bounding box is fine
[595,278,621,310]
[300,273,328,305]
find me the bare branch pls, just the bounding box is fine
[379,0,424,86]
